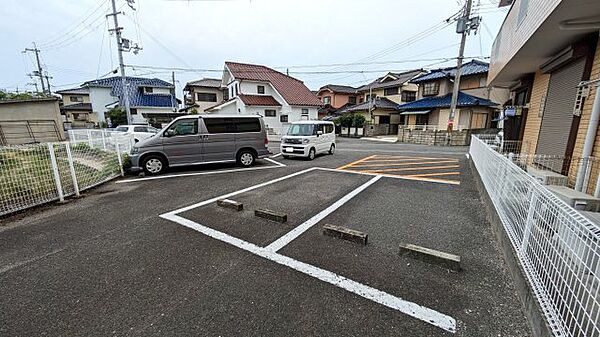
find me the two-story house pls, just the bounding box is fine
[56,87,95,126]
[488,0,600,195]
[183,78,225,112]
[337,69,423,134]
[316,84,359,119]
[398,60,507,130]
[207,61,322,134]
[82,76,180,126]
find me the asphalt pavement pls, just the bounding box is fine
[0,138,530,336]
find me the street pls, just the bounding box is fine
[0,138,530,336]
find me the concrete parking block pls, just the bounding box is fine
[216,199,243,211]
[255,209,287,223]
[399,243,461,272]
[323,224,368,245]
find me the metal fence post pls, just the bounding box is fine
[86,129,92,147]
[101,131,107,150]
[115,141,124,176]
[64,142,80,197]
[521,187,538,254]
[47,142,65,202]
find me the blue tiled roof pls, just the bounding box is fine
[411,60,489,83]
[398,92,498,111]
[84,76,176,108]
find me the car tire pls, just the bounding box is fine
[142,155,166,175]
[307,147,316,160]
[237,149,256,167]
[328,144,335,155]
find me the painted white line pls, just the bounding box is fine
[264,157,286,167]
[166,167,318,216]
[266,175,382,252]
[315,167,460,186]
[160,213,456,333]
[337,148,466,156]
[117,164,283,184]
[270,153,283,158]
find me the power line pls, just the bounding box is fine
[37,0,107,47]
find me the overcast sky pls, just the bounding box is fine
[1,0,508,96]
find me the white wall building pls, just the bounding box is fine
[207,62,321,134]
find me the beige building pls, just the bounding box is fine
[488,0,600,195]
[399,60,508,130]
[56,87,95,127]
[0,97,65,145]
[183,78,225,112]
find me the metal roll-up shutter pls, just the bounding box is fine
[535,58,586,172]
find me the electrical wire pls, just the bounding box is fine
[37,0,107,47]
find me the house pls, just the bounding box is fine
[82,76,179,126]
[316,84,359,119]
[56,87,95,127]
[334,69,423,134]
[398,60,508,130]
[207,62,322,134]
[488,0,600,194]
[0,97,65,145]
[182,78,226,113]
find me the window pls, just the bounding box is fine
[257,85,265,94]
[115,126,129,132]
[322,96,331,105]
[235,118,261,133]
[301,109,309,115]
[384,87,399,96]
[133,126,148,132]
[517,0,529,26]
[130,108,138,115]
[144,87,153,93]
[416,114,428,125]
[401,91,416,102]
[166,119,198,136]
[313,124,324,135]
[287,124,314,136]
[69,96,83,102]
[422,82,439,96]
[325,124,334,133]
[348,96,357,104]
[203,118,235,133]
[196,93,217,102]
[366,94,377,100]
[280,115,288,123]
[265,109,277,117]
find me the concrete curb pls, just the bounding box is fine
[323,224,368,245]
[255,209,287,223]
[217,199,243,211]
[399,243,461,271]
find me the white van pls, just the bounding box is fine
[280,121,336,160]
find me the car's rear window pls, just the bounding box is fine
[115,127,128,132]
[203,118,261,133]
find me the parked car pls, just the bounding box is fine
[114,125,160,143]
[129,115,270,174]
[280,121,336,160]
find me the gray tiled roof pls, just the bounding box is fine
[56,87,89,95]
[357,69,423,92]
[185,78,223,88]
[318,84,358,94]
[410,60,489,83]
[340,97,401,113]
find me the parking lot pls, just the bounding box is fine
[0,138,530,336]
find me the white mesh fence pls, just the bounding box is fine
[470,135,600,337]
[68,129,135,154]
[1,135,131,216]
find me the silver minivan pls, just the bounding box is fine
[129,115,270,174]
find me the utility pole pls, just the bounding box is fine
[171,71,177,112]
[44,73,53,95]
[448,0,480,132]
[108,0,132,125]
[23,43,46,94]
[28,82,39,93]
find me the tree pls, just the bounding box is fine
[105,107,127,127]
[352,113,366,136]
[337,113,353,137]
[0,91,47,101]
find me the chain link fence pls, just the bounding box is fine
[470,135,600,337]
[1,134,133,216]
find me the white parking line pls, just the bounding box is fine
[270,153,282,158]
[117,164,285,184]
[264,157,285,167]
[317,167,460,185]
[266,175,381,252]
[160,167,457,333]
[160,212,456,333]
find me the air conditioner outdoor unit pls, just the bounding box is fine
[526,166,568,186]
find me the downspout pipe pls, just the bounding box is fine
[581,80,600,195]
